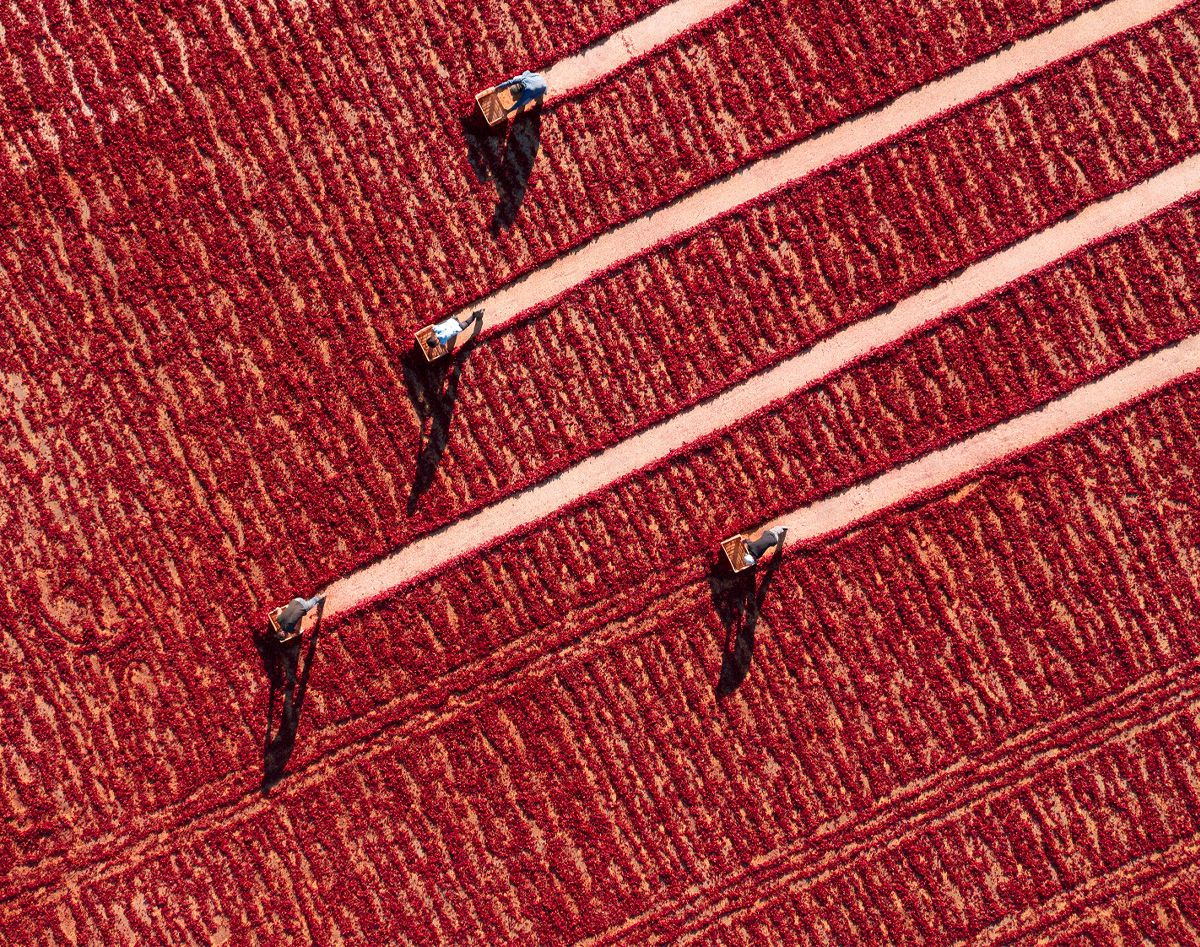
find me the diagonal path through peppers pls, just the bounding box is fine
[437,0,1186,338]
[325,154,1200,619]
[748,318,1200,551]
[540,0,744,102]
[10,165,1198,923]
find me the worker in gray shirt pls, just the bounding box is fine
[274,594,325,640]
[498,70,548,114]
[743,526,788,568]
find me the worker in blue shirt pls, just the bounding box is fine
[498,70,548,114]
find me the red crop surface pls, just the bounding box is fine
[7,0,1200,940]
[0,0,1117,671]
[0,0,1118,663]
[11,373,1200,942]
[278,190,1200,739]
[8,170,1200,938]
[1047,865,1200,945]
[0,0,692,669]
[469,0,1105,297]
[416,7,1200,533]
[6,3,1196,698]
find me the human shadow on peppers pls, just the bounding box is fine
[460,103,542,235]
[402,324,481,515]
[707,542,784,698]
[255,611,323,791]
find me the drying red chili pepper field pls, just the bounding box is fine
[6,0,1200,941]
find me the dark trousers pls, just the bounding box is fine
[746,527,785,560]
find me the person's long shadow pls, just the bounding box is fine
[402,319,482,514]
[461,105,542,234]
[707,546,784,699]
[254,608,324,791]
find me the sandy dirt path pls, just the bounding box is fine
[325,157,1200,619]
[542,0,742,99]
[762,324,1200,548]
[439,0,1185,336]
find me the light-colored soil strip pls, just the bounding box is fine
[541,0,742,100]
[764,324,1200,550]
[325,158,1200,619]
[443,0,1184,334]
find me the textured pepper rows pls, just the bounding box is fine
[4,8,1199,880]
[0,0,1115,668]
[0,0,676,901]
[5,4,1195,698]
[326,193,1200,738]
[472,0,1103,306]
[8,178,1200,924]
[417,8,1200,541]
[1,0,1102,335]
[12,376,1200,943]
[3,0,1199,939]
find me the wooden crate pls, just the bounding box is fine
[721,535,753,573]
[415,324,452,363]
[475,84,522,126]
[267,606,302,645]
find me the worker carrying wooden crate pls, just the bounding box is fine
[475,70,548,127]
[721,525,789,573]
[415,309,483,363]
[498,70,548,113]
[267,594,325,645]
